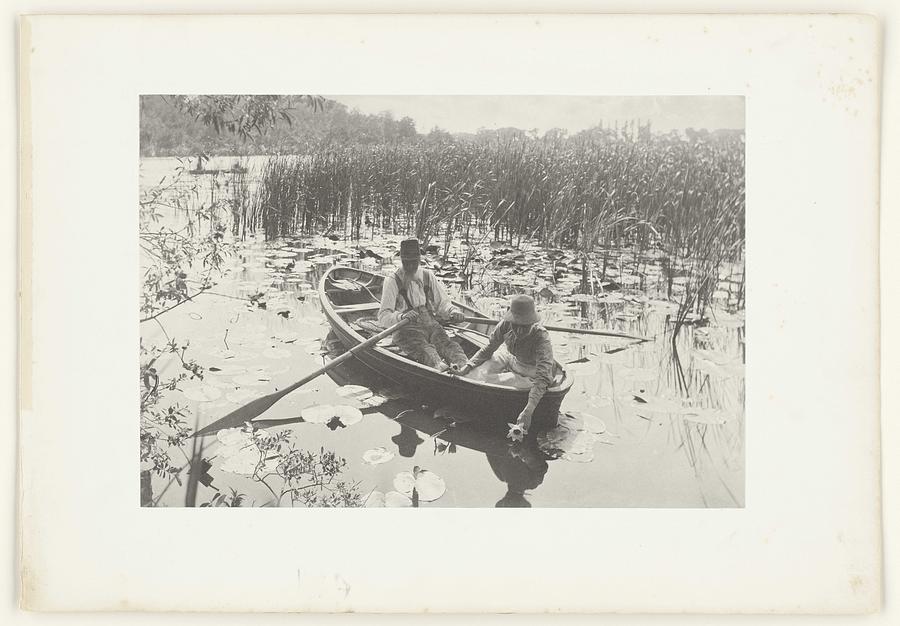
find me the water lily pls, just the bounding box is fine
[507,423,526,442]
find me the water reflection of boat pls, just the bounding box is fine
[318,265,573,428]
[255,351,553,506]
[386,405,549,507]
[489,446,549,507]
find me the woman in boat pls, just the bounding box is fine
[378,238,468,371]
[452,295,555,439]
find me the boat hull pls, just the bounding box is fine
[319,266,572,429]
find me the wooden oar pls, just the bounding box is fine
[195,318,410,437]
[459,316,650,342]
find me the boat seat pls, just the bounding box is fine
[351,316,569,384]
[332,302,381,313]
[352,317,382,334]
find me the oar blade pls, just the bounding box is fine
[193,319,411,439]
[194,392,284,437]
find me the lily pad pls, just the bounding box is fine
[181,384,222,402]
[384,491,413,507]
[301,404,364,426]
[537,422,597,460]
[206,363,247,376]
[216,427,250,447]
[680,407,730,425]
[204,378,236,389]
[146,351,180,375]
[233,373,270,387]
[208,347,239,360]
[577,413,607,434]
[218,446,277,476]
[588,396,614,410]
[301,404,335,424]
[593,350,629,365]
[214,428,277,475]
[393,468,446,502]
[226,388,257,404]
[361,394,389,408]
[362,447,395,465]
[335,385,374,402]
[218,447,262,475]
[269,249,299,258]
[566,360,599,375]
[364,490,386,507]
[619,367,657,382]
[300,341,325,355]
[562,450,595,463]
[333,405,363,426]
[262,347,292,360]
[628,392,682,413]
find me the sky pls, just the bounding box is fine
[326,95,745,135]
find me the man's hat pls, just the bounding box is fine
[399,238,422,261]
[503,294,541,325]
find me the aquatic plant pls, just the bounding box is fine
[139,338,202,488]
[139,163,235,322]
[247,129,744,283]
[214,426,364,507]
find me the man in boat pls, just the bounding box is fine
[378,238,468,371]
[452,295,555,439]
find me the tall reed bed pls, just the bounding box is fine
[249,131,743,257]
[248,130,744,323]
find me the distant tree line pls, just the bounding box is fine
[140,95,421,157]
[139,95,743,158]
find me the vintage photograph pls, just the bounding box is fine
[139,95,745,508]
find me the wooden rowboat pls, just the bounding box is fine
[318,266,573,428]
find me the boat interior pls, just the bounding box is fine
[323,267,492,360]
[322,267,568,389]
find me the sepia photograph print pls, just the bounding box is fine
[140,95,746,509]
[20,11,883,612]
